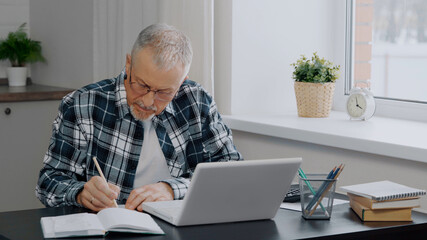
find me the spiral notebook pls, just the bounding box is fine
[340,180,426,201]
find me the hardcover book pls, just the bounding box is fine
[347,193,420,210]
[349,199,413,222]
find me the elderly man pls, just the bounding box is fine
[36,23,242,212]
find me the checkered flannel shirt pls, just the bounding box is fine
[36,69,242,207]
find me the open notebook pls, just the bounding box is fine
[40,208,164,238]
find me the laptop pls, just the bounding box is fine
[142,158,302,226]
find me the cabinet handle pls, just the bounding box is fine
[4,107,11,115]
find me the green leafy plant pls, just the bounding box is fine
[0,23,46,67]
[291,52,340,83]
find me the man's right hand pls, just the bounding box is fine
[76,176,120,212]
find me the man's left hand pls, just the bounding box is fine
[125,182,174,211]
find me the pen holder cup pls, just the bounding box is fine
[299,174,337,220]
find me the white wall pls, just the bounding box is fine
[29,0,94,89]
[224,0,343,115]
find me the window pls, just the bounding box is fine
[347,0,427,121]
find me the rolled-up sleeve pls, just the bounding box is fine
[160,177,191,200]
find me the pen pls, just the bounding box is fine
[298,168,327,213]
[93,157,119,208]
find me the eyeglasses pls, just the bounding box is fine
[127,66,177,102]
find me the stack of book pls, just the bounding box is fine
[340,181,426,222]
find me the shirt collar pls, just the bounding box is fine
[164,100,176,116]
[115,68,131,119]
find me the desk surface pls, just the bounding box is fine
[0,204,426,240]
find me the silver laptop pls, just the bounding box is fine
[142,158,302,226]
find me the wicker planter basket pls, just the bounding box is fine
[294,82,335,118]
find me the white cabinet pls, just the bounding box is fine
[0,100,60,212]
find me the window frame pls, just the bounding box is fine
[334,0,427,122]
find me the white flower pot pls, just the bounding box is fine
[7,67,28,87]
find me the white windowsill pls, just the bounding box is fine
[222,111,427,163]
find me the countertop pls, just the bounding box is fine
[0,79,73,102]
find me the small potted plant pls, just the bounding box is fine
[291,52,340,118]
[0,23,46,87]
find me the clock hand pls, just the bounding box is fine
[355,97,362,108]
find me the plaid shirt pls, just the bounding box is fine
[36,69,242,207]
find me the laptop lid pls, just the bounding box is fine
[144,158,302,226]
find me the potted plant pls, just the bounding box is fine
[0,23,46,87]
[291,52,340,118]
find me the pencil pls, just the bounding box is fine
[305,165,341,213]
[92,157,119,208]
[305,167,337,211]
[308,165,345,216]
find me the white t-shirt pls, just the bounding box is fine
[133,118,172,188]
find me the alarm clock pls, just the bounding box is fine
[346,87,376,120]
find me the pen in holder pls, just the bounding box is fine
[299,174,337,220]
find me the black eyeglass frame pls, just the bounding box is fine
[127,64,179,102]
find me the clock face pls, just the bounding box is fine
[347,93,367,118]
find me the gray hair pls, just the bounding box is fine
[131,23,193,75]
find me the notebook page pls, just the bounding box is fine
[53,213,104,232]
[97,208,164,234]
